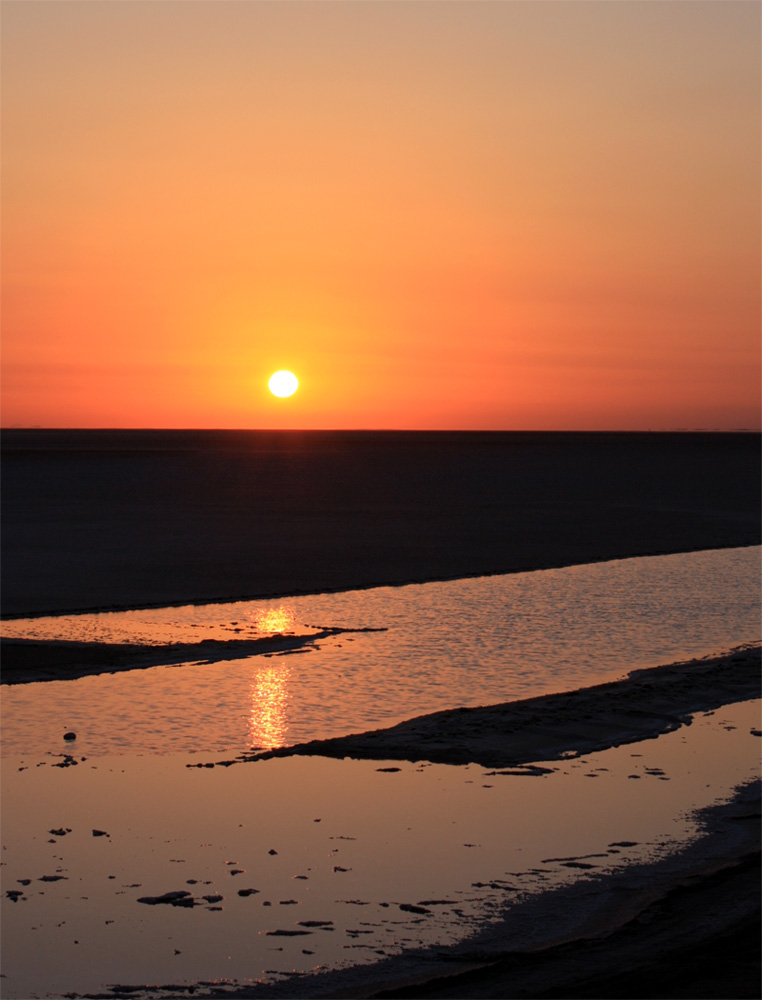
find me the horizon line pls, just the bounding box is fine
[2,426,760,434]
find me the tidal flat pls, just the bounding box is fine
[2,695,760,999]
[1,431,760,998]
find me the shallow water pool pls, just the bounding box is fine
[2,547,759,757]
[1,700,759,999]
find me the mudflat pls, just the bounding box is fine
[2,430,760,616]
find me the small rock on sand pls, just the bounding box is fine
[137,891,196,907]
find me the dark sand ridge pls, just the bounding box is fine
[0,626,385,685]
[234,644,761,770]
[3,638,758,770]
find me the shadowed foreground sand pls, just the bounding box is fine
[366,850,762,1000]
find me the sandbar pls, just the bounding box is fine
[244,644,761,770]
[0,626,384,685]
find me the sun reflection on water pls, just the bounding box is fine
[249,663,292,749]
[253,606,295,635]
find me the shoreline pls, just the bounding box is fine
[364,784,762,1000]
[88,753,757,1000]
[0,542,756,622]
[237,644,761,771]
[4,640,759,999]
[0,626,386,685]
[2,430,759,998]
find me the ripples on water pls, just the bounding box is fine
[2,547,759,756]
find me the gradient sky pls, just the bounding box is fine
[2,0,760,430]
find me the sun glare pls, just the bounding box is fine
[268,370,298,398]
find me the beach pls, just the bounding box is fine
[5,0,761,993]
[4,669,757,1000]
[1,430,760,999]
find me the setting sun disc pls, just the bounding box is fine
[268,370,298,398]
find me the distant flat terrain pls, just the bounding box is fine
[1,430,759,616]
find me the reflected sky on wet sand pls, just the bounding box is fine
[1,700,759,999]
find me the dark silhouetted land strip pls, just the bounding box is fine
[0,625,384,684]
[2,430,759,617]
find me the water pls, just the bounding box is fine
[2,700,759,999]
[1,546,759,998]
[2,546,759,757]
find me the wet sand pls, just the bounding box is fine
[368,851,762,1000]
[216,646,758,999]
[3,708,759,1000]
[186,782,762,1000]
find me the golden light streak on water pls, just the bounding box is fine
[249,663,292,749]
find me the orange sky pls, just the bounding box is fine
[2,1,760,430]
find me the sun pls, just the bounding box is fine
[268,370,298,398]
